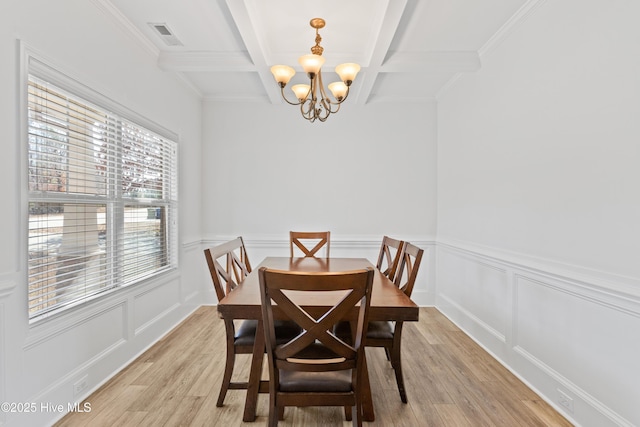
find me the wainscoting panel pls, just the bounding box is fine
[436,241,640,427]
[438,246,510,345]
[3,267,198,427]
[23,302,126,396]
[133,278,181,336]
[514,274,640,427]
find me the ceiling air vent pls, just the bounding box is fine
[148,22,183,46]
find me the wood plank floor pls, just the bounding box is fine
[55,306,573,426]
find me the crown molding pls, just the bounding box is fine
[90,0,159,58]
[478,0,548,58]
[436,0,547,101]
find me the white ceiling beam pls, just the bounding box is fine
[224,0,282,104]
[354,0,407,105]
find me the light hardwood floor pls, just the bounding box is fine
[55,306,573,426]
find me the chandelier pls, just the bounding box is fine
[270,18,361,123]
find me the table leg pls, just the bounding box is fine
[243,318,265,422]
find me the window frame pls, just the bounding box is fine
[22,49,179,322]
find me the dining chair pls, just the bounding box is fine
[258,266,374,427]
[335,240,423,403]
[375,235,404,280]
[289,231,330,258]
[366,241,423,403]
[204,237,301,407]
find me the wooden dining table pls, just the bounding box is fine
[216,256,420,422]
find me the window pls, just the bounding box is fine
[27,74,178,320]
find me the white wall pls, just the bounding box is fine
[0,1,204,426]
[437,1,640,426]
[200,100,439,304]
[201,100,437,239]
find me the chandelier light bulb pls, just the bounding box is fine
[298,54,325,75]
[335,63,361,85]
[328,82,348,101]
[291,84,311,101]
[270,65,296,86]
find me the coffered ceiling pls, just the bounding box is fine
[100,0,535,103]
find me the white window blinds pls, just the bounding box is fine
[27,75,178,319]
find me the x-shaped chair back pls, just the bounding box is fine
[376,236,404,281]
[289,231,330,258]
[259,267,374,372]
[204,237,252,302]
[393,241,424,298]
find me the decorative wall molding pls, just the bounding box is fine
[198,235,437,307]
[514,273,640,319]
[0,280,15,300]
[201,235,436,250]
[513,345,634,427]
[24,301,127,350]
[438,294,507,343]
[437,240,639,427]
[133,302,181,337]
[438,237,640,307]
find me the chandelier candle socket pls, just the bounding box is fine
[270,18,361,123]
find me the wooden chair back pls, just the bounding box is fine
[289,231,330,258]
[376,236,404,281]
[259,267,373,372]
[204,237,252,302]
[393,241,424,298]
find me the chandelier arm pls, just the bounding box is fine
[316,70,342,114]
[300,98,315,121]
[318,97,334,119]
[338,86,352,103]
[309,73,318,101]
[317,70,329,102]
[279,85,303,106]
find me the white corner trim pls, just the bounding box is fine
[89,0,159,58]
[478,0,549,58]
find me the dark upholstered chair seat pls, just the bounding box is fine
[234,319,302,346]
[365,320,394,340]
[334,320,395,342]
[278,343,354,394]
[280,370,352,392]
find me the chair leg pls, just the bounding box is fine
[352,400,362,427]
[268,397,279,427]
[216,344,235,407]
[278,405,285,420]
[344,406,352,421]
[218,321,237,407]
